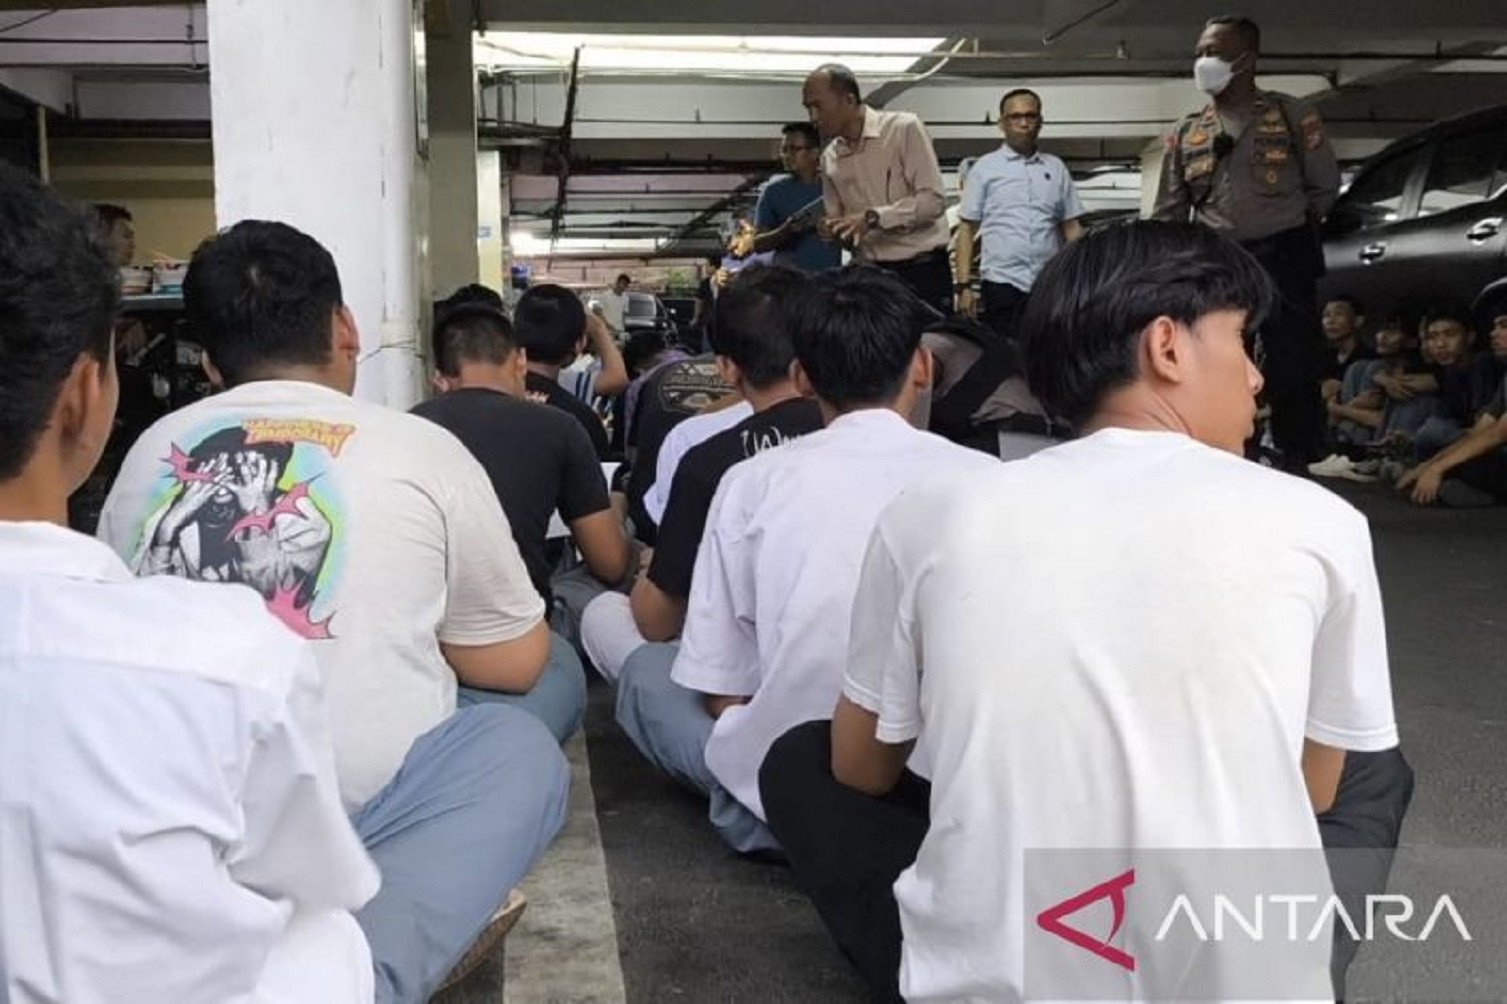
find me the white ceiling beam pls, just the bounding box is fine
[0,5,206,67]
[0,68,71,111]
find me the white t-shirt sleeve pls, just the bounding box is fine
[842,520,922,745]
[230,637,380,909]
[96,425,165,564]
[644,425,691,527]
[1304,514,1399,752]
[436,448,546,645]
[672,477,759,696]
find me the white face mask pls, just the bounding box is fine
[1194,55,1235,96]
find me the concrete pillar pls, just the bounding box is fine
[477,150,505,293]
[425,3,479,298]
[206,0,427,407]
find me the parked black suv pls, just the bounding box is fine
[1320,105,1506,324]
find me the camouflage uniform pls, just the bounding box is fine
[1155,92,1341,467]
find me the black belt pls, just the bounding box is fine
[874,246,949,267]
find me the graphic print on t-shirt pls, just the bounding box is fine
[130,418,351,639]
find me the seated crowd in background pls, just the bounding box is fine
[1309,293,1507,507]
[0,158,1436,1003]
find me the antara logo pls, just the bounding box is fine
[1036,869,1137,971]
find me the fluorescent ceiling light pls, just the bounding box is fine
[476,33,945,76]
[510,231,670,256]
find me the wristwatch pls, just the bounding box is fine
[864,208,881,230]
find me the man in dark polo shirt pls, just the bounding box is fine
[512,284,612,458]
[579,264,823,682]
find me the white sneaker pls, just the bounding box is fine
[1306,454,1353,478]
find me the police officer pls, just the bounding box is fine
[1154,15,1339,471]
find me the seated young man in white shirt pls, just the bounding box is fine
[761,221,1413,1002]
[578,265,823,686]
[613,267,995,855]
[0,165,377,1003]
[97,220,570,1003]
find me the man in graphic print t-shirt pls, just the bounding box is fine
[98,220,571,1001]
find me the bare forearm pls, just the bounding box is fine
[953,221,977,282]
[1422,418,1507,477]
[629,576,686,642]
[588,324,628,397]
[830,696,911,797]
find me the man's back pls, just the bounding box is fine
[526,371,610,458]
[412,387,607,605]
[98,380,543,808]
[848,429,1398,1001]
[675,410,993,817]
[0,523,377,1003]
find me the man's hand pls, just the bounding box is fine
[956,287,979,318]
[827,211,871,246]
[1320,378,1342,402]
[1374,374,1415,401]
[1397,464,1444,505]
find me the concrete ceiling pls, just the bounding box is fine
[3,2,1504,254]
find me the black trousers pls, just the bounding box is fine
[873,247,952,317]
[979,280,1029,340]
[760,720,1414,1003]
[1242,227,1331,468]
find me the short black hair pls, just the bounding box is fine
[781,122,821,149]
[0,165,120,479]
[813,63,862,103]
[93,203,133,226]
[622,328,667,377]
[708,264,807,390]
[433,306,517,377]
[1421,304,1473,335]
[1205,15,1261,53]
[999,88,1042,113]
[513,284,586,366]
[182,220,344,386]
[1021,220,1274,428]
[1474,285,1507,328]
[1324,294,1364,316]
[786,266,925,410]
[433,283,507,353]
[440,283,504,312]
[615,273,632,286]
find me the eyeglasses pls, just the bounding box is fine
[1004,113,1042,123]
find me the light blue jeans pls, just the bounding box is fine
[613,641,781,855]
[458,630,587,743]
[351,703,570,1004]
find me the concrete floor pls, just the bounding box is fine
[441,480,1507,1003]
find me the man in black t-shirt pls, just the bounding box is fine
[412,300,631,676]
[513,284,613,458]
[580,265,823,683]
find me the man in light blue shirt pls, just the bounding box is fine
[954,88,1085,338]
